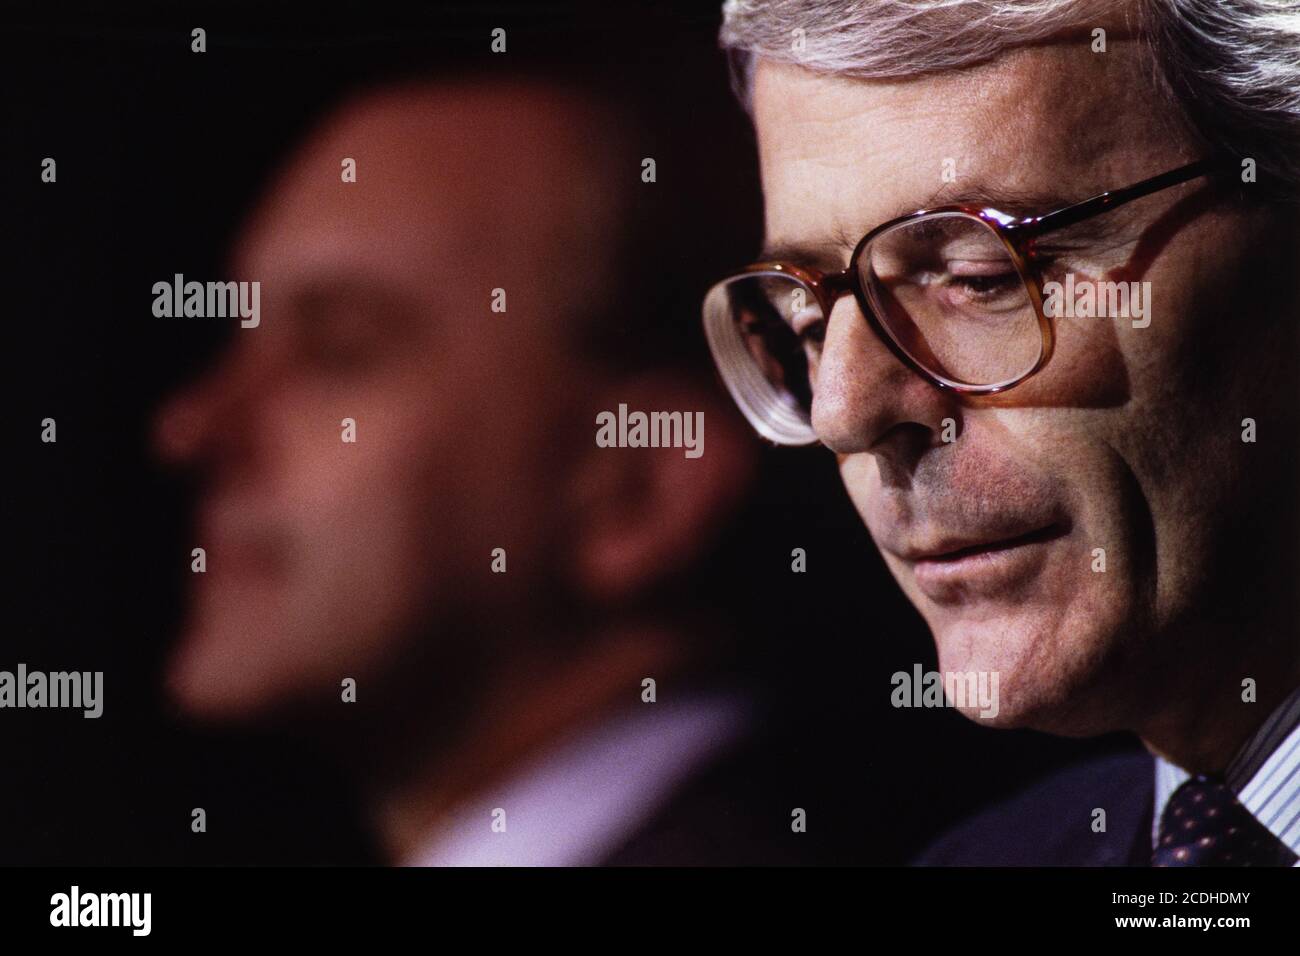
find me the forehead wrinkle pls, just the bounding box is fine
[758,38,1198,276]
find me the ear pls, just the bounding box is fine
[565,373,758,603]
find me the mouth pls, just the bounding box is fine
[900,522,1071,603]
[197,503,294,580]
[907,523,1069,563]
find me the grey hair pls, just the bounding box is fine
[720,0,1300,199]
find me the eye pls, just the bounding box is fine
[942,260,1024,305]
[292,284,423,374]
[950,272,1020,296]
[791,305,826,346]
[947,259,1017,286]
[300,311,385,370]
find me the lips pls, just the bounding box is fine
[895,522,1070,604]
[197,500,294,579]
[899,524,1069,564]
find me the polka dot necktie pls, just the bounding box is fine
[1152,774,1297,867]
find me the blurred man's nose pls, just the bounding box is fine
[153,349,260,469]
[810,297,956,465]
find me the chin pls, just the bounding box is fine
[163,610,329,725]
[925,608,1114,734]
[164,634,270,723]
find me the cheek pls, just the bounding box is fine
[246,373,464,610]
[844,412,1154,688]
[978,304,1132,412]
[271,348,572,576]
[273,395,440,524]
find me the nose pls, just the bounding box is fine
[153,347,263,470]
[810,295,958,464]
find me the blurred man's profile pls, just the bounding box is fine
[152,75,810,865]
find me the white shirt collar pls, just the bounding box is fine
[403,688,752,867]
[1153,684,1300,865]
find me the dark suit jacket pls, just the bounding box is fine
[915,751,1156,866]
[602,731,855,866]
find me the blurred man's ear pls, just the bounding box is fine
[566,373,758,603]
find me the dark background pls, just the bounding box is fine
[5,0,1131,866]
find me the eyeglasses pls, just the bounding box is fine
[702,159,1233,446]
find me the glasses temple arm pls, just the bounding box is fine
[1008,158,1234,237]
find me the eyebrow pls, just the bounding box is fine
[758,240,848,271]
[759,180,1127,267]
[297,276,424,317]
[920,181,1079,217]
[922,182,1141,245]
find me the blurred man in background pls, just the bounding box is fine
[153,73,829,865]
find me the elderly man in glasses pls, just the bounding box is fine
[707,0,1300,866]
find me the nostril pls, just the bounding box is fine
[868,421,935,483]
[872,420,936,456]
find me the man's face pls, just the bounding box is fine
[753,42,1300,732]
[157,85,615,720]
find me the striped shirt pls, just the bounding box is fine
[1154,684,1300,866]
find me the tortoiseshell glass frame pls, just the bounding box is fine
[714,157,1234,399]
